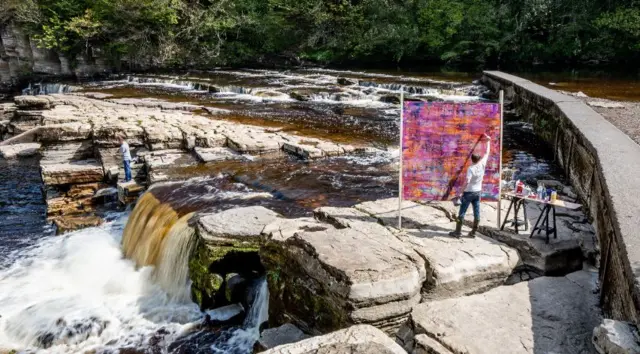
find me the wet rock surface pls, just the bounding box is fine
[257,323,310,351]
[592,319,640,354]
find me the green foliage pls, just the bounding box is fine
[1,0,638,68]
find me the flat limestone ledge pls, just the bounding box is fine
[197,206,281,245]
[399,270,601,354]
[339,198,520,300]
[40,159,104,185]
[262,325,407,354]
[0,142,40,158]
[431,200,587,276]
[194,146,246,163]
[399,227,520,301]
[262,214,425,334]
[143,149,200,184]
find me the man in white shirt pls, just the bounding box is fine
[118,136,132,182]
[449,133,491,238]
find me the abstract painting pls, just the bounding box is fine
[402,101,501,201]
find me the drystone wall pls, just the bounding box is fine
[482,71,640,324]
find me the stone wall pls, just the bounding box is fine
[482,71,640,324]
[0,23,108,91]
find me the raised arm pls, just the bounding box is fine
[480,134,491,165]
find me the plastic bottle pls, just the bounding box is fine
[536,185,542,200]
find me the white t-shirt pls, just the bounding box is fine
[464,141,490,193]
[120,142,132,161]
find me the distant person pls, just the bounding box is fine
[449,133,491,238]
[118,136,132,182]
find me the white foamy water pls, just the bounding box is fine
[210,278,269,354]
[0,214,202,353]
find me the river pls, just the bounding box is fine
[0,68,569,353]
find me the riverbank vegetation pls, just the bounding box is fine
[1,0,639,69]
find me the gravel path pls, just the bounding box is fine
[559,91,640,146]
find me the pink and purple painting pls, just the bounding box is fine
[402,101,501,201]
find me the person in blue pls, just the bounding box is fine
[118,136,132,182]
[449,133,491,238]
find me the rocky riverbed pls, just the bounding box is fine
[0,69,618,353]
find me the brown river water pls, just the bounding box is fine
[0,67,617,353]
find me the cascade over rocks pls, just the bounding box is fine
[190,206,280,309]
[0,93,356,231]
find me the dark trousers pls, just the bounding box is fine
[123,160,132,182]
[458,191,481,221]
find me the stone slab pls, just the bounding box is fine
[262,217,332,242]
[356,198,451,229]
[40,160,104,185]
[400,226,519,300]
[194,146,245,163]
[263,223,425,333]
[0,143,40,158]
[198,206,281,244]
[257,323,311,351]
[402,270,601,354]
[262,325,407,354]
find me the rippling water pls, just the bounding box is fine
[0,68,564,353]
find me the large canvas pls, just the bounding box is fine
[402,102,501,201]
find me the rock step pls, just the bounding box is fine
[262,325,407,354]
[317,199,520,301]
[40,159,104,186]
[397,270,601,354]
[0,143,40,158]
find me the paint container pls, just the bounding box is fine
[550,191,557,203]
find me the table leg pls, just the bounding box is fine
[552,205,558,240]
[522,200,529,231]
[501,198,515,231]
[530,205,545,238]
[543,206,551,243]
[514,200,520,233]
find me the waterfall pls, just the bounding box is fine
[210,278,269,353]
[154,212,196,302]
[121,192,196,301]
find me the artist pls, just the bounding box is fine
[449,133,491,238]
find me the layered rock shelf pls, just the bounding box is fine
[185,195,602,353]
[0,93,358,228]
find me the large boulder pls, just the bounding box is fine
[190,206,281,309]
[398,271,601,354]
[262,209,425,334]
[262,325,407,354]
